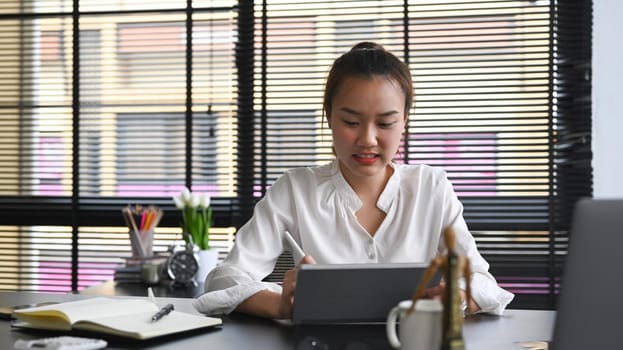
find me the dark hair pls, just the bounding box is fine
[323,42,414,118]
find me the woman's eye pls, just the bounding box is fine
[378,122,395,129]
[343,120,358,126]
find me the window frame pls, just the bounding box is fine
[0,1,592,310]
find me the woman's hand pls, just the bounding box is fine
[424,282,481,315]
[235,255,316,319]
[278,255,316,319]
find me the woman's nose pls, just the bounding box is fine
[357,124,378,146]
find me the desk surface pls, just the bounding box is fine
[0,291,554,350]
[80,280,205,298]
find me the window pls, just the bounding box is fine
[0,0,592,309]
[247,0,593,309]
[0,0,238,291]
[114,112,219,194]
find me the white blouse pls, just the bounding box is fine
[193,160,514,316]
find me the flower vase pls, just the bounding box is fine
[196,248,218,284]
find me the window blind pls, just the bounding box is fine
[0,0,239,292]
[0,0,592,310]
[249,0,592,309]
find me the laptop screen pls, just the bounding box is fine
[550,198,623,350]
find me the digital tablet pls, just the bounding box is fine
[292,263,439,325]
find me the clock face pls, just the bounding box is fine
[167,251,199,283]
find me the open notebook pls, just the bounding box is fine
[550,198,623,350]
[12,297,222,340]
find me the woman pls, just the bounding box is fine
[193,42,514,319]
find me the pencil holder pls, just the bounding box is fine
[129,229,154,258]
[122,204,162,259]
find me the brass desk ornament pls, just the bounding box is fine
[407,227,472,350]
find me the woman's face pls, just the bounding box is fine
[327,75,406,186]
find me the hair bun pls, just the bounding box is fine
[351,41,385,51]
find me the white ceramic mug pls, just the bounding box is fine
[386,299,442,350]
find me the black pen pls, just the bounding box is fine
[151,303,174,322]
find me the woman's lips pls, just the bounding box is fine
[353,153,380,165]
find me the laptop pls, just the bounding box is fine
[550,198,623,350]
[292,262,439,325]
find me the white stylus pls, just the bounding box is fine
[284,230,306,263]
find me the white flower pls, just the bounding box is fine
[181,187,193,206]
[172,196,184,209]
[190,193,201,208]
[198,193,211,209]
[172,188,188,209]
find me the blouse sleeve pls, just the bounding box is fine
[437,172,515,315]
[193,174,297,315]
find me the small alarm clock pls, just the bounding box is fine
[166,243,200,286]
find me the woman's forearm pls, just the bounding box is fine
[235,289,283,319]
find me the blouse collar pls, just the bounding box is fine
[329,159,401,213]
